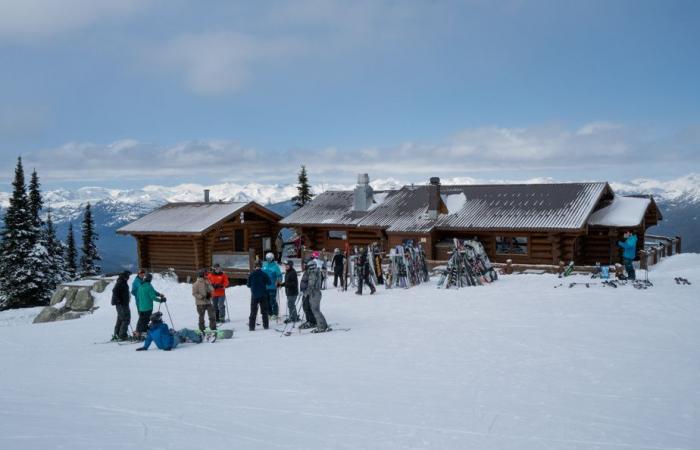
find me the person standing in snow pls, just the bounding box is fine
[111,270,131,341]
[192,269,217,333]
[135,273,165,339]
[207,264,229,323]
[331,248,345,289]
[281,260,299,323]
[247,261,272,331]
[304,257,328,332]
[355,249,376,295]
[618,230,638,280]
[262,253,282,320]
[299,259,316,329]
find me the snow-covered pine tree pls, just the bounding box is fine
[43,209,69,291]
[28,169,43,228]
[0,158,47,309]
[79,202,101,277]
[292,165,314,209]
[65,222,78,280]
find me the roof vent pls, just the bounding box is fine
[204,189,210,203]
[428,177,441,220]
[353,173,374,212]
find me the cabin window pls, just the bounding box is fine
[327,230,347,240]
[496,236,528,255]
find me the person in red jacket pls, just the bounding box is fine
[207,264,230,323]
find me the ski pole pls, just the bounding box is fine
[163,301,175,330]
[225,297,231,323]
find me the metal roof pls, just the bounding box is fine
[283,182,613,233]
[117,202,249,235]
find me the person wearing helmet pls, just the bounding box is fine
[207,263,229,323]
[262,252,283,319]
[247,260,272,331]
[111,270,132,341]
[301,257,328,332]
[135,312,204,351]
[192,269,216,334]
[135,273,166,339]
[331,248,345,289]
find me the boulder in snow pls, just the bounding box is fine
[50,288,67,306]
[63,288,78,308]
[33,306,60,324]
[92,280,110,293]
[71,289,94,311]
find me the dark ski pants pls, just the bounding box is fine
[287,295,299,321]
[356,274,376,295]
[113,304,131,339]
[249,297,269,330]
[197,304,217,332]
[267,289,279,316]
[136,309,152,334]
[623,258,636,280]
[308,294,327,330]
[301,294,316,326]
[333,270,344,288]
[212,296,226,322]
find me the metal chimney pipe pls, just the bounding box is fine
[204,189,210,203]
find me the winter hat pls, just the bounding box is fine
[285,260,294,268]
[150,311,163,323]
[197,269,207,278]
[312,251,320,258]
[144,273,153,283]
[334,248,340,253]
[120,270,131,279]
[265,252,275,261]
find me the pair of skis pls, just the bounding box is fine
[674,277,692,285]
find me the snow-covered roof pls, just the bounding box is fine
[117,202,250,234]
[587,196,651,227]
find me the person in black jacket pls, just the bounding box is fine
[355,249,376,295]
[331,248,345,288]
[247,261,272,331]
[282,260,300,323]
[111,271,132,341]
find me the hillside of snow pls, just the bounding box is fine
[1,254,698,450]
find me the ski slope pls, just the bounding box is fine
[1,254,698,450]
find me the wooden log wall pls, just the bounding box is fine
[387,233,435,258]
[299,227,385,252]
[143,235,198,273]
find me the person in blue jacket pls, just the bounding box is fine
[136,312,203,351]
[247,261,272,331]
[262,252,283,319]
[618,230,638,280]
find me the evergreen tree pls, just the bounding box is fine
[65,222,78,280]
[28,169,43,228]
[292,165,314,209]
[0,158,46,309]
[43,209,69,290]
[79,202,101,277]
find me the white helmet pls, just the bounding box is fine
[265,252,275,261]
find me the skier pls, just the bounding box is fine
[331,248,345,288]
[130,269,145,304]
[192,269,216,333]
[111,270,131,341]
[618,230,638,280]
[135,273,165,339]
[135,312,203,351]
[355,249,376,295]
[247,261,272,331]
[207,264,229,323]
[298,259,316,329]
[305,257,328,332]
[281,260,299,323]
[262,252,282,320]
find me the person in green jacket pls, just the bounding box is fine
[135,274,165,339]
[131,269,145,303]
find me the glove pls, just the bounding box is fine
[136,347,146,351]
[160,296,167,302]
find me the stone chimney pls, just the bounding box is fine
[204,189,210,203]
[427,177,440,219]
[353,173,374,211]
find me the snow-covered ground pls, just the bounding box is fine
[1,255,699,450]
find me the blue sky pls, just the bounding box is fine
[0,0,698,189]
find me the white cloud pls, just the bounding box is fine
[0,0,147,41]
[16,122,698,185]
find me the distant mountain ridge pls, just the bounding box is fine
[1,175,697,272]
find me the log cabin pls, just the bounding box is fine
[281,174,663,266]
[117,197,282,281]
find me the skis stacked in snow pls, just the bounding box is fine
[437,238,498,289]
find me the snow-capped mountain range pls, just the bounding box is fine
[0,174,697,272]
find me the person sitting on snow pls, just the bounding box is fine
[618,230,638,280]
[136,312,204,351]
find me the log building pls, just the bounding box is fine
[281,174,663,266]
[117,198,281,281]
